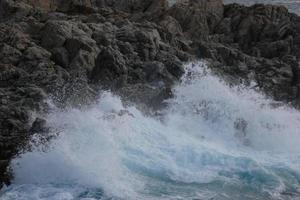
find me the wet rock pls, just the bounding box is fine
[69,49,97,73]
[1,0,300,189]
[24,46,51,61]
[0,64,23,83]
[118,83,173,110]
[234,118,248,138]
[159,16,183,37]
[167,0,223,41]
[51,47,69,68]
[91,47,127,85]
[30,118,47,133]
[64,37,98,59]
[56,0,95,14]
[219,3,296,57]
[0,44,22,65]
[41,20,72,49]
[0,0,32,20]
[142,61,175,84]
[156,51,185,79]
[95,0,160,13]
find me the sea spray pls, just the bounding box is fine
[1,62,300,200]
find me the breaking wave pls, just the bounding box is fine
[1,62,300,200]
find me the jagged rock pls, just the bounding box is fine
[219,3,295,56]
[0,0,32,20]
[159,16,183,37]
[65,37,98,59]
[56,0,95,14]
[30,118,47,133]
[23,0,54,11]
[69,49,97,73]
[142,61,175,84]
[115,23,162,62]
[91,22,117,46]
[41,20,73,49]
[118,83,173,110]
[51,47,69,68]
[167,0,223,41]
[144,0,170,17]
[16,0,95,13]
[0,64,23,84]
[91,47,127,85]
[156,51,185,79]
[0,44,22,65]
[24,46,51,61]
[95,0,159,13]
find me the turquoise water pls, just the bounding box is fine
[1,62,300,200]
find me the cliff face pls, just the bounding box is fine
[206,4,300,101]
[0,0,300,188]
[167,0,223,41]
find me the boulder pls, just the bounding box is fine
[51,47,69,68]
[167,0,223,40]
[0,44,22,65]
[91,47,127,85]
[41,20,73,49]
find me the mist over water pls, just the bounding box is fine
[1,62,300,200]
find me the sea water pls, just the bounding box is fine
[1,62,300,200]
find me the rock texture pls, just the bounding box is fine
[205,3,300,103]
[0,0,300,188]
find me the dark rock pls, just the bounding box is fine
[91,47,127,86]
[95,0,161,13]
[167,0,223,41]
[69,49,97,73]
[118,83,173,110]
[1,0,300,189]
[51,47,70,68]
[0,64,23,83]
[24,46,51,61]
[30,118,47,133]
[0,0,32,21]
[41,20,72,49]
[0,44,22,65]
[156,51,185,79]
[56,0,96,14]
[142,61,175,85]
[64,37,98,59]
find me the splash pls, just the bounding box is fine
[1,62,300,200]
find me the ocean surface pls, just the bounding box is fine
[1,62,300,200]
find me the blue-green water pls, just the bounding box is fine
[1,62,300,200]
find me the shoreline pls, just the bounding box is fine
[0,0,300,188]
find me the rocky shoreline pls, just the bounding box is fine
[0,0,300,188]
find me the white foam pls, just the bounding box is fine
[2,61,300,200]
